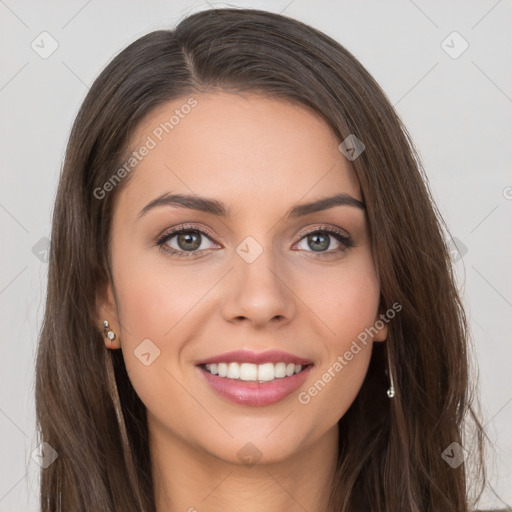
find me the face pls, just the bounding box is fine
[97,91,387,466]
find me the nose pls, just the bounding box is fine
[221,242,296,329]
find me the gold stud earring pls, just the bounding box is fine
[102,320,116,345]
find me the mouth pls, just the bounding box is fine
[199,361,313,383]
[196,360,314,407]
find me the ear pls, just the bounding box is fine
[95,278,121,349]
[372,309,389,343]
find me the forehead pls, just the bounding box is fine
[116,92,361,220]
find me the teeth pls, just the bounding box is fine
[274,362,286,378]
[227,362,240,379]
[240,362,257,381]
[204,362,305,382]
[217,363,227,377]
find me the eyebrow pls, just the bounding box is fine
[137,192,365,220]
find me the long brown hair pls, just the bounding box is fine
[35,7,486,511]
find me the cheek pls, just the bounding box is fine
[108,242,223,398]
[293,255,380,415]
[296,253,381,347]
[109,253,198,422]
[110,240,214,339]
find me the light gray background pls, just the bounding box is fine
[1,1,510,510]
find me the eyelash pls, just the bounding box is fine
[155,224,354,259]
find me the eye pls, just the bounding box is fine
[156,225,219,258]
[155,224,354,259]
[294,226,354,258]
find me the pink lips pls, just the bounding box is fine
[195,349,314,407]
[197,365,313,406]
[195,349,313,366]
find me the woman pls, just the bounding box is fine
[35,7,486,511]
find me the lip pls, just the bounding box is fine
[195,349,313,366]
[196,363,314,407]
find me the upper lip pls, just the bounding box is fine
[195,349,313,366]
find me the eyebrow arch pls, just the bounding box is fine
[287,193,365,217]
[137,192,365,220]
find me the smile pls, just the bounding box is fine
[202,361,307,382]
[197,363,314,407]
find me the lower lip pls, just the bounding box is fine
[197,364,314,407]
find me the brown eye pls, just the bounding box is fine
[304,232,330,252]
[156,226,218,257]
[295,227,354,256]
[175,231,202,251]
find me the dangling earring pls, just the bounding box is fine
[103,320,116,345]
[386,349,395,398]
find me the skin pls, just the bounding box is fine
[96,91,388,512]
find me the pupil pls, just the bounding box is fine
[178,231,201,251]
[309,233,328,251]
